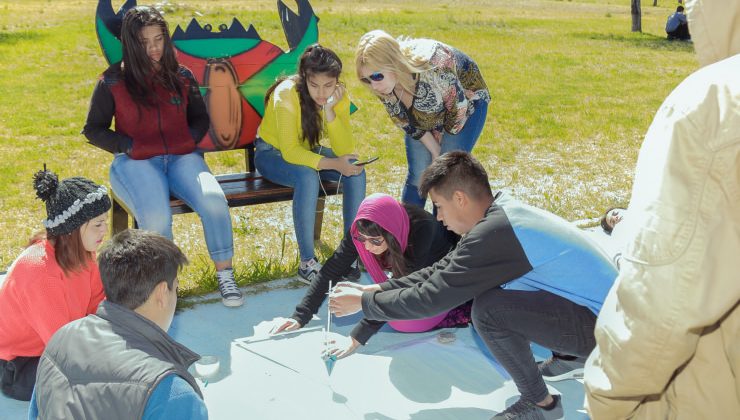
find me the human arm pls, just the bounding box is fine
[82,79,133,154]
[317,154,360,177]
[440,67,471,135]
[320,85,361,176]
[290,234,360,326]
[17,269,76,345]
[268,81,355,172]
[182,69,210,142]
[345,283,387,346]
[419,131,441,159]
[143,374,208,420]
[324,85,355,156]
[358,215,533,322]
[380,213,455,291]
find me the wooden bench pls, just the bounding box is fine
[110,143,343,241]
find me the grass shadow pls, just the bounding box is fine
[0,30,44,45]
[571,31,694,52]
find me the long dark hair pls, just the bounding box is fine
[120,6,183,106]
[264,44,342,149]
[355,204,423,278]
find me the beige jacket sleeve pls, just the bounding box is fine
[584,62,740,418]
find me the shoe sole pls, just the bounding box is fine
[222,296,244,307]
[542,368,584,382]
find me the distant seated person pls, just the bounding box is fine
[665,5,690,40]
[599,206,626,234]
[30,230,207,419]
[0,169,110,401]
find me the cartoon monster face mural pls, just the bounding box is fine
[95,0,319,151]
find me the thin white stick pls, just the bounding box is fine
[326,281,332,339]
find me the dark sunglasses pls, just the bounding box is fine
[360,72,385,84]
[353,234,385,246]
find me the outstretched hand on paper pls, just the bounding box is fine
[267,317,301,334]
[324,334,361,359]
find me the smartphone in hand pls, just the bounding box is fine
[353,156,379,166]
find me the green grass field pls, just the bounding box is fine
[0,0,698,295]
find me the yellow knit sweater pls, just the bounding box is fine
[257,78,355,169]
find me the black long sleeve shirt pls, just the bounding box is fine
[291,207,457,344]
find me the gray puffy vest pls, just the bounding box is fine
[35,301,202,419]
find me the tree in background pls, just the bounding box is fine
[631,0,642,32]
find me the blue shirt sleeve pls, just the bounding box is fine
[143,374,208,420]
[27,387,39,420]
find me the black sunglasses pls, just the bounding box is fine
[353,234,385,246]
[360,72,385,84]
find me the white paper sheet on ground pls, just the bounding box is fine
[210,323,584,420]
[0,275,594,420]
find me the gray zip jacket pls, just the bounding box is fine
[35,301,202,420]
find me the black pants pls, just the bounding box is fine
[667,23,690,40]
[471,288,596,403]
[0,356,40,401]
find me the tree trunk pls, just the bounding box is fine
[653,0,657,6]
[631,0,642,32]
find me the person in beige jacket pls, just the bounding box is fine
[583,0,740,418]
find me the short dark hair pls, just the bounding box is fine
[600,206,626,235]
[677,5,684,12]
[98,229,188,310]
[600,207,616,234]
[419,151,493,201]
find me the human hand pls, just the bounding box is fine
[420,131,441,160]
[334,281,381,293]
[324,335,361,359]
[267,317,301,335]
[324,83,345,111]
[328,285,363,317]
[336,154,362,177]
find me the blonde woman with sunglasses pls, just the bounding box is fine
[267,193,471,358]
[355,30,490,207]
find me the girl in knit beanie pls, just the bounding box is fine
[0,168,111,401]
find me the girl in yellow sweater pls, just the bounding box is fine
[255,44,366,282]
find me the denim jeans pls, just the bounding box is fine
[254,138,366,261]
[471,288,596,403]
[402,100,489,206]
[110,152,234,262]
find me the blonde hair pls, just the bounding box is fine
[355,30,432,96]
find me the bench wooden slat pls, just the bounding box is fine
[169,173,342,215]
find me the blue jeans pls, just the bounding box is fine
[402,101,489,206]
[254,138,366,261]
[110,152,234,262]
[471,288,596,403]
